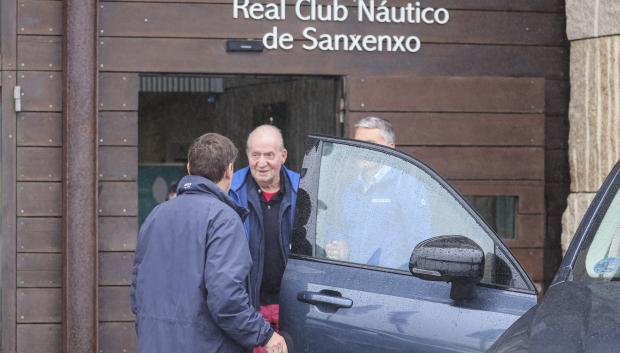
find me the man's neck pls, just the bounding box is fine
[360,166,390,191]
[257,178,280,193]
[216,180,229,193]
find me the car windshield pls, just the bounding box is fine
[572,185,620,281]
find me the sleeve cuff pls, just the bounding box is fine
[260,326,275,347]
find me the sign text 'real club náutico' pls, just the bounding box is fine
[233,0,450,53]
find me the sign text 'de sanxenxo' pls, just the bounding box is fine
[233,0,450,53]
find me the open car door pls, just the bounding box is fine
[279,135,538,353]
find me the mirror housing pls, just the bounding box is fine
[409,235,484,300]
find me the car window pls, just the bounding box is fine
[573,184,620,281]
[299,141,525,289]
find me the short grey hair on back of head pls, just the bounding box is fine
[354,116,395,145]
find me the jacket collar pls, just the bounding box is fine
[231,166,299,193]
[177,175,249,219]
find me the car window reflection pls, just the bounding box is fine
[313,142,515,287]
[578,187,620,280]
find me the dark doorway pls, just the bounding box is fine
[137,74,340,223]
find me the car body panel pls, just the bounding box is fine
[487,281,620,353]
[281,259,536,353]
[280,135,538,353]
[488,160,620,353]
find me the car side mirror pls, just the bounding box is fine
[409,235,485,301]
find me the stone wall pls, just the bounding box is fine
[567,0,620,40]
[563,1,620,251]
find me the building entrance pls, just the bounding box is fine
[137,74,340,223]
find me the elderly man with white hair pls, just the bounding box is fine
[229,125,300,353]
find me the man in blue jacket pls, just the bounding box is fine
[131,133,287,353]
[229,125,299,352]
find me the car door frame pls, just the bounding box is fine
[553,161,620,285]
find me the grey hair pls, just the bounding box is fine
[246,124,285,152]
[354,116,395,145]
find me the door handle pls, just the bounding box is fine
[297,291,353,308]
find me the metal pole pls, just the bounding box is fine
[63,0,98,351]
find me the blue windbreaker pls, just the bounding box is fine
[228,166,300,306]
[131,175,273,353]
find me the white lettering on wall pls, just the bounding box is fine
[234,0,286,20]
[234,0,449,52]
[302,26,421,52]
[357,0,449,24]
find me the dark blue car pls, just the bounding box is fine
[279,135,539,353]
[488,160,620,353]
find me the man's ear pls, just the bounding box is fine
[186,163,191,175]
[281,148,288,163]
[225,163,234,179]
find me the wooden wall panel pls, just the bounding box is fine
[98,71,139,344]
[17,217,62,252]
[546,115,569,150]
[99,73,139,110]
[17,113,62,146]
[17,324,62,353]
[17,254,62,288]
[19,71,62,111]
[545,79,570,116]
[17,182,62,216]
[99,252,134,285]
[546,149,569,184]
[17,288,62,323]
[101,0,565,13]
[17,147,62,181]
[99,182,138,216]
[100,3,564,46]
[100,147,138,181]
[451,180,545,248]
[451,180,545,214]
[99,286,134,322]
[17,35,62,71]
[349,76,544,113]
[99,112,138,146]
[2,0,18,69]
[100,323,136,353]
[347,112,544,146]
[99,217,137,251]
[17,0,62,35]
[546,183,569,217]
[98,38,567,79]
[512,248,544,281]
[502,214,545,248]
[401,147,544,180]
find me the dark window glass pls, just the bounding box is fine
[464,196,517,240]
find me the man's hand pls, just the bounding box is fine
[325,240,350,261]
[264,332,288,353]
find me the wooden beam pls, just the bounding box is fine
[1,71,18,353]
[63,0,99,352]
